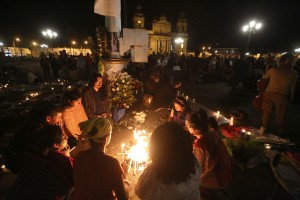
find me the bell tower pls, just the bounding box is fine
[133,5,145,29]
[177,11,187,33]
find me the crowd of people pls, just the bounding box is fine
[2,50,299,199]
[3,65,233,199]
[38,50,95,83]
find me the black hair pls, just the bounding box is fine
[208,116,219,131]
[34,125,64,155]
[187,109,208,133]
[88,73,103,88]
[150,122,196,184]
[173,96,191,113]
[61,89,82,108]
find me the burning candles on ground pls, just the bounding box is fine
[122,129,150,175]
[264,143,271,150]
[229,117,234,126]
[245,131,252,140]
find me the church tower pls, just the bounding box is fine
[133,5,145,29]
[174,11,188,55]
[177,11,187,33]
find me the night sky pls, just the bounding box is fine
[1,0,299,52]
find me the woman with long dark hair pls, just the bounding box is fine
[82,73,111,119]
[186,109,232,199]
[135,122,201,199]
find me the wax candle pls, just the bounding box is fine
[121,143,125,161]
[216,111,220,118]
[229,117,234,126]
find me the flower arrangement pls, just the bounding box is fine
[225,137,264,164]
[110,72,141,109]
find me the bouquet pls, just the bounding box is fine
[110,72,141,109]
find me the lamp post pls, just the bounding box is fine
[82,40,88,54]
[30,41,38,57]
[242,20,262,53]
[71,41,76,55]
[12,37,21,56]
[42,29,58,52]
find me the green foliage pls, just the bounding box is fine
[110,72,141,109]
[225,137,264,163]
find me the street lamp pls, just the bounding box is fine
[13,37,21,56]
[242,20,262,52]
[175,37,184,55]
[71,41,76,55]
[42,29,58,52]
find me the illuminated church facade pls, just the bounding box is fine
[133,6,188,55]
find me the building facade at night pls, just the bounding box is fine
[133,6,188,55]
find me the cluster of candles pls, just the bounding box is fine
[121,129,150,175]
[240,129,252,140]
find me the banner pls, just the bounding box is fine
[94,0,120,17]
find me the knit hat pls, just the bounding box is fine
[79,118,112,143]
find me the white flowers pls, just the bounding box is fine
[110,71,139,109]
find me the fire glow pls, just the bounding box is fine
[124,129,150,175]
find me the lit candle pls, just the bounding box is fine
[185,95,189,101]
[121,143,125,161]
[240,129,246,137]
[134,160,137,175]
[245,131,252,140]
[264,143,271,150]
[177,91,180,96]
[229,117,234,126]
[216,111,220,119]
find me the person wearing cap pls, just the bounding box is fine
[70,118,129,200]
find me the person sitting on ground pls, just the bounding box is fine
[5,104,64,174]
[82,73,111,119]
[6,125,73,200]
[135,122,201,200]
[169,96,191,127]
[61,89,88,147]
[208,116,225,139]
[144,71,160,96]
[186,109,232,200]
[71,118,129,200]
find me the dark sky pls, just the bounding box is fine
[1,0,299,52]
